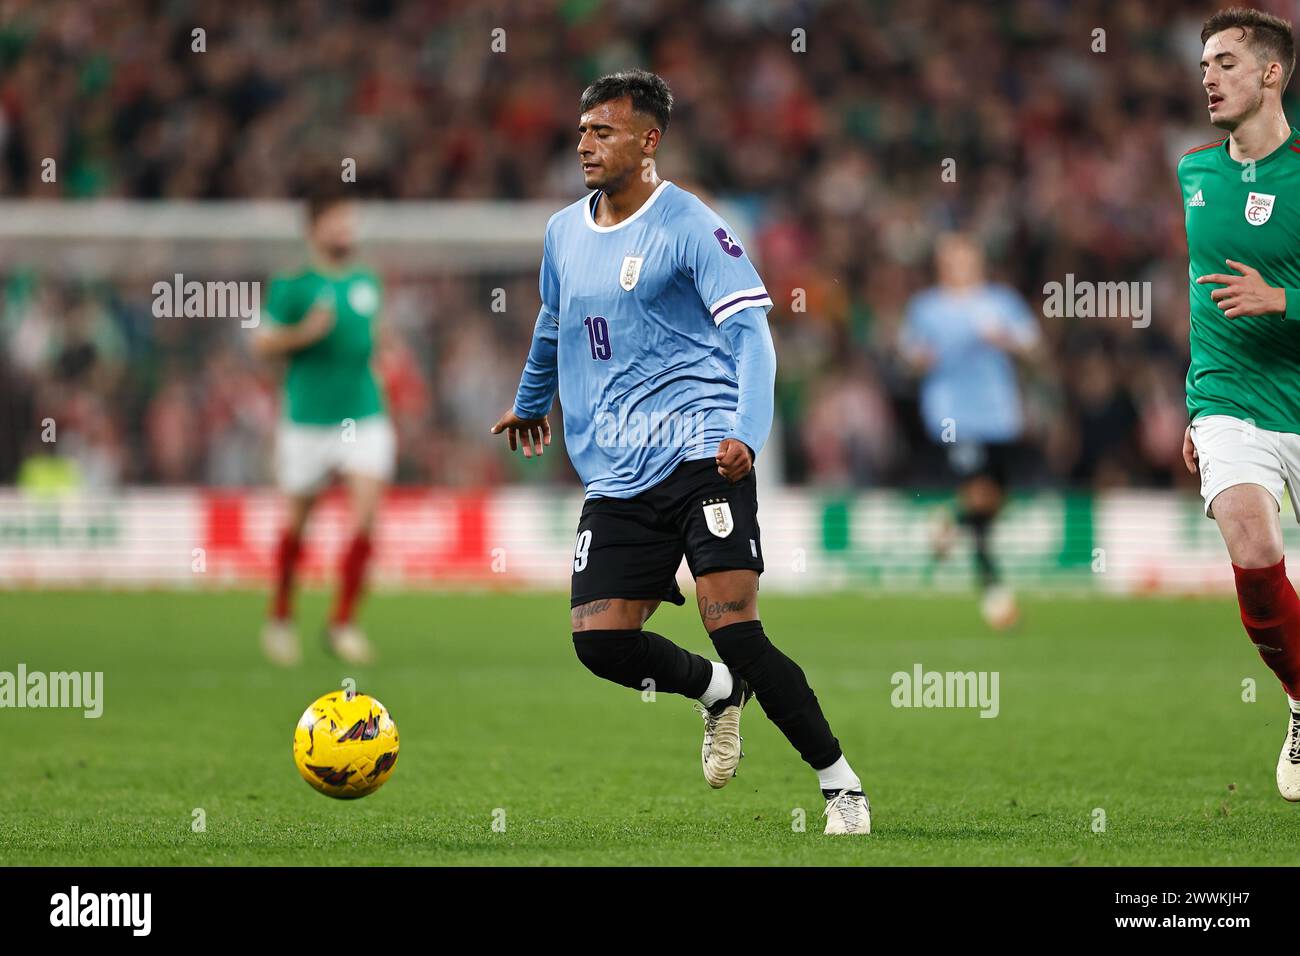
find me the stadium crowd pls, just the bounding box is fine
[0,0,1275,490]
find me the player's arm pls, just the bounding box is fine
[716,307,776,482]
[254,285,334,358]
[681,211,776,482]
[899,295,937,374]
[981,286,1042,360]
[492,308,557,457]
[493,225,559,458]
[1196,258,1290,318]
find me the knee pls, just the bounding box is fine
[349,503,378,537]
[286,502,314,537]
[960,479,1001,515]
[572,629,639,679]
[1233,541,1284,570]
[1213,490,1283,568]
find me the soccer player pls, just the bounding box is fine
[254,194,392,666]
[1181,7,1300,800]
[491,70,870,834]
[901,232,1039,629]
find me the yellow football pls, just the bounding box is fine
[292,690,399,799]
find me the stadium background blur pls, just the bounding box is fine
[1,0,1260,496]
[10,2,1300,872]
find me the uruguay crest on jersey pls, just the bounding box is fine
[619,255,643,291]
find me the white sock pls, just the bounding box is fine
[697,662,734,709]
[1289,696,1300,715]
[816,755,861,794]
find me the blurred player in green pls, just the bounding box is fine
[254,194,391,666]
[1181,7,1300,799]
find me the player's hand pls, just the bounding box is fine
[902,344,936,375]
[1196,260,1286,319]
[715,438,753,482]
[298,304,335,345]
[252,304,334,358]
[1182,424,1198,475]
[491,409,551,458]
[975,318,1016,351]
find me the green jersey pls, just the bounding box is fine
[1180,128,1300,433]
[265,265,385,425]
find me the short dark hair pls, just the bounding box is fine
[305,190,349,225]
[579,69,673,133]
[1202,7,1296,88]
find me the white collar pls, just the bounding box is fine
[583,179,672,233]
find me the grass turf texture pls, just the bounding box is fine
[0,590,1296,866]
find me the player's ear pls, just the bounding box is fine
[642,127,661,153]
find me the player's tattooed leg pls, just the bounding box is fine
[571,599,615,626]
[709,619,842,770]
[571,593,709,695]
[572,628,713,698]
[698,568,843,771]
[694,570,758,632]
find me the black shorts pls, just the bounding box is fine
[570,458,765,609]
[941,440,1018,490]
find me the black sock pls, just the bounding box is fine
[708,620,841,770]
[572,629,713,699]
[958,509,999,589]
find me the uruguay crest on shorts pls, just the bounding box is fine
[619,255,643,291]
[703,498,733,538]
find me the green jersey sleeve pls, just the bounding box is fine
[266,273,313,326]
[1285,286,1300,320]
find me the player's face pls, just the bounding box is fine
[936,236,982,287]
[310,203,357,263]
[1201,31,1267,130]
[577,97,655,191]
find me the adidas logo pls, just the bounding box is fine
[1187,189,1206,207]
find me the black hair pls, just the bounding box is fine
[579,69,673,132]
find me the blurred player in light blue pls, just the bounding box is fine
[901,232,1041,628]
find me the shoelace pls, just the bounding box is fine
[1289,713,1300,764]
[823,790,866,827]
[694,703,718,752]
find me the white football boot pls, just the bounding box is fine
[823,789,872,835]
[1277,704,1300,802]
[695,675,752,789]
[261,619,301,666]
[325,623,376,665]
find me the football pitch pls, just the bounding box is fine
[1,589,1297,867]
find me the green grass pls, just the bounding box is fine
[0,589,1296,865]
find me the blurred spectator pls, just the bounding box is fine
[0,0,1260,490]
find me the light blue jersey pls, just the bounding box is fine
[901,283,1038,444]
[512,180,776,498]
